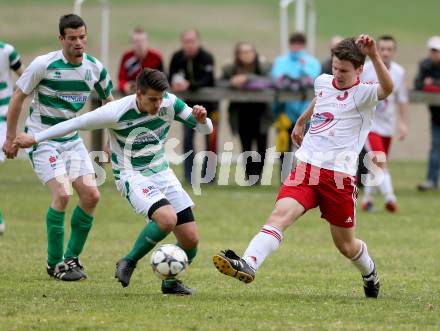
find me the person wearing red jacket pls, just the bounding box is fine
[118,27,163,95]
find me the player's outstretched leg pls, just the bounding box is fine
[115,219,169,287]
[213,198,301,284]
[116,202,176,288]
[213,249,256,284]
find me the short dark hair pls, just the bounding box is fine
[378,35,397,46]
[136,69,169,94]
[59,14,86,36]
[289,32,307,45]
[332,37,366,69]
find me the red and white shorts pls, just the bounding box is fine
[276,162,358,228]
[365,132,392,157]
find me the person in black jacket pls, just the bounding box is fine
[221,42,272,184]
[415,36,440,191]
[169,30,217,184]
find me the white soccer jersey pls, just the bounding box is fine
[34,92,213,177]
[295,74,379,176]
[16,50,112,142]
[361,61,408,137]
[0,41,21,118]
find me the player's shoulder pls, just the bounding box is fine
[84,53,105,69]
[114,95,138,119]
[0,41,15,53]
[30,50,61,70]
[162,91,178,107]
[315,73,332,86]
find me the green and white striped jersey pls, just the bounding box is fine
[33,92,213,177]
[0,41,21,119]
[16,50,112,142]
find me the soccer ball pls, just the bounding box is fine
[150,244,188,280]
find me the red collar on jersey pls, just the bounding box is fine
[332,78,360,91]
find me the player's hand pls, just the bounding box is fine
[397,122,408,141]
[2,137,19,159]
[192,105,207,124]
[356,34,378,58]
[13,133,36,149]
[292,121,306,147]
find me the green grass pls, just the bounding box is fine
[0,160,439,330]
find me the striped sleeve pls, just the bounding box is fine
[172,96,197,128]
[94,61,113,100]
[5,43,20,67]
[15,56,45,95]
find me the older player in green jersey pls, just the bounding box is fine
[3,14,113,281]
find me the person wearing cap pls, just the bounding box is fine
[415,36,440,191]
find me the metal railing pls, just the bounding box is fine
[90,87,440,149]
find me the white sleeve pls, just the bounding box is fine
[355,83,379,110]
[397,70,409,104]
[15,56,46,95]
[195,118,213,135]
[34,103,120,143]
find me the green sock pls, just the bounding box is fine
[0,209,3,224]
[46,207,65,267]
[64,206,94,259]
[177,242,198,264]
[125,221,169,263]
[163,244,198,286]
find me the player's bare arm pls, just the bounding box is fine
[292,97,316,147]
[2,88,28,158]
[356,34,393,100]
[13,132,36,148]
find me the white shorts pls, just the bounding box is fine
[115,168,194,219]
[27,138,95,185]
[0,121,5,163]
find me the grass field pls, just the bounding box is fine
[0,159,439,330]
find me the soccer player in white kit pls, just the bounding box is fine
[213,35,393,298]
[360,35,408,213]
[3,14,113,281]
[0,40,24,234]
[14,69,213,295]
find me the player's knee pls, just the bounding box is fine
[81,189,100,208]
[180,232,199,248]
[335,241,356,258]
[54,193,70,210]
[157,213,178,233]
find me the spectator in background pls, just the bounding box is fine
[221,42,272,184]
[271,32,321,179]
[360,35,409,212]
[118,27,163,95]
[169,29,217,184]
[321,35,344,75]
[415,36,440,191]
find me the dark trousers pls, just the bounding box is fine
[237,109,267,181]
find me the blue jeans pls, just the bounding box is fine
[427,121,440,186]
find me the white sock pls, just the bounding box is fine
[378,169,396,202]
[363,171,377,200]
[243,225,283,270]
[351,240,375,276]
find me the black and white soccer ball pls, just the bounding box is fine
[150,244,188,280]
